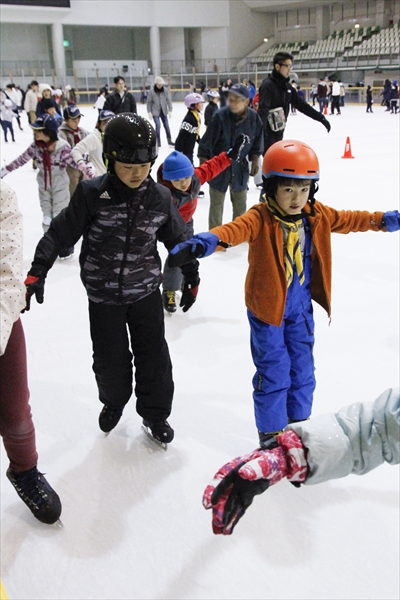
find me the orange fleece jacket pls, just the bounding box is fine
[211,200,385,326]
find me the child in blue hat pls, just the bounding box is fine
[59,104,90,198]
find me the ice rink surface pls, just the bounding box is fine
[1,99,399,600]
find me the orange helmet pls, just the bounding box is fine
[262,139,320,180]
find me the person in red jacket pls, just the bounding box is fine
[158,134,248,313]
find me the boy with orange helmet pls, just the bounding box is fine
[167,139,400,444]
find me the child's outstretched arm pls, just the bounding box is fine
[1,143,36,177]
[322,203,400,234]
[194,134,251,185]
[61,144,95,179]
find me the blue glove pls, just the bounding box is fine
[168,233,220,268]
[382,211,400,232]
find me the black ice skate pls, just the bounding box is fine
[163,290,177,314]
[258,430,282,449]
[7,467,62,525]
[142,419,174,450]
[99,405,124,433]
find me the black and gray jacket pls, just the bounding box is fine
[30,174,197,305]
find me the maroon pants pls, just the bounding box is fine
[0,319,38,473]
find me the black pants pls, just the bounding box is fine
[331,95,341,114]
[88,291,174,421]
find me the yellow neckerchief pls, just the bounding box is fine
[190,109,201,138]
[265,195,305,287]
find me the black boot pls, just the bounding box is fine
[7,467,62,524]
[258,430,282,449]
[143,419,174,444]
[99,405,124,433]
[167,139,175,148]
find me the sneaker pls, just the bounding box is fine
[99,405,124,433]
[7,467,62,524]
[59,247,74,260]
[163,290,177,314]
[143,419,175,444]
[258,430,282,449]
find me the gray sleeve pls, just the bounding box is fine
[288,388,400,485]
[166,88,172,112]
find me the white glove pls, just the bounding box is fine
[147,113,153,121]
[84,162,96,179]
[0,167,9,178]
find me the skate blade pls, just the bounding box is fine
[141,425,168,451]
[55,519,64,528]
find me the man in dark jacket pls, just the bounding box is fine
[198,83,263,229]
[258,52,330,152]
[104,76,137,115]
[24,114,198,447]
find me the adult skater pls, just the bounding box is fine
[203,387,399,535]
[157,135,246,313]
[146,76,174,147]
[36,84,61,118]
[0,99,16,143]
[330,79,341,115]
[23,114,199,446]
[104,76,137,115]
[58,105,89,198]
[71,109,115,177]
[168,140,400,445]
[4,84,23,130]
[366,85,373,113]
[198,83,263,229]
[258,53,330,152]
[24,80,39,124]
[0,180,61,525]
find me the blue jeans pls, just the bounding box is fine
[318,97,326,113]
[153,112,172,143]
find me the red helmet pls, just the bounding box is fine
[262,139,320,180]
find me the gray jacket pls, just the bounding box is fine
[147,86,172,117]
[289,388,400,485]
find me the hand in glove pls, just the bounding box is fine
[168,233,223,268]
[24,271,46,311]
[202,430,308,535]
[180,274,200,313]
[1,167,9,178]
[321,116,331,133]
[382,210,400,232]
[249,155,260,177]
[84,162,96,179]
[227,134,250,162]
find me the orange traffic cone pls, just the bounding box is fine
[323,103,328,115]
[342,136,354,159]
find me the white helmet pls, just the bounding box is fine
[206,90,220,99]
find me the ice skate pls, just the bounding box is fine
[258,430,282,449]
[163,290,177,314]
[7,467,62,525]
[99,405,124,433]
[142,419,174,450]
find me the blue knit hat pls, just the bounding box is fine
[162,151,194,180]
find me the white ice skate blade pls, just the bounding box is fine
[141,425,168,451]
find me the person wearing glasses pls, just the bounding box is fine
[258,52,331,153]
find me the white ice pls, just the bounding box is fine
[1,99,399,600]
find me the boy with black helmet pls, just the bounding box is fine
[23,114,199,447]
[168,139,400,445]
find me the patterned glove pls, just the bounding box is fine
[202,430,308,535]
[24,272,46,311]
[1,167,9,178]
[84,162,96,179]
[227,134,250,162]
[180,274,200,313]
[382,210,400,232]
[168,233,220,268]
[321,116,331,132]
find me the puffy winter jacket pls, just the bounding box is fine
[104,91,137,115]
[290,388,400,484]
[204,101,219,127]
[29,174,195,305]
[157,152,232,223]
[71,129,106,176]
[147,86,173,117]
[58,122,89,149]
[211,199,386,326]
[198,106,263,193]
[36,97,61,117]
[0,181,26,355]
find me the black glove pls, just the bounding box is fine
[180,275,200,313]
[24,270,46,311]
[227,134,250,162]
[321,116,331,133]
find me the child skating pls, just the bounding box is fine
[157,134,248,313]
[204,90,220,129]
[175,93,205,164]
[23,114,200,447]
[71,109,115,177]
[58,105,89,198]
[0,98,15,142]
[1,114,90,259]
[168,139,400,445]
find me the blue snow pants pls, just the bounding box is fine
[248,225,315,433]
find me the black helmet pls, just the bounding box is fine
[103,113,157,165]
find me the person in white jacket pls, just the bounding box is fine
[71,109,115,177]
[0,181,61,525]
[203,388,400,534]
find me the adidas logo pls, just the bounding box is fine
[99,191,111,199]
